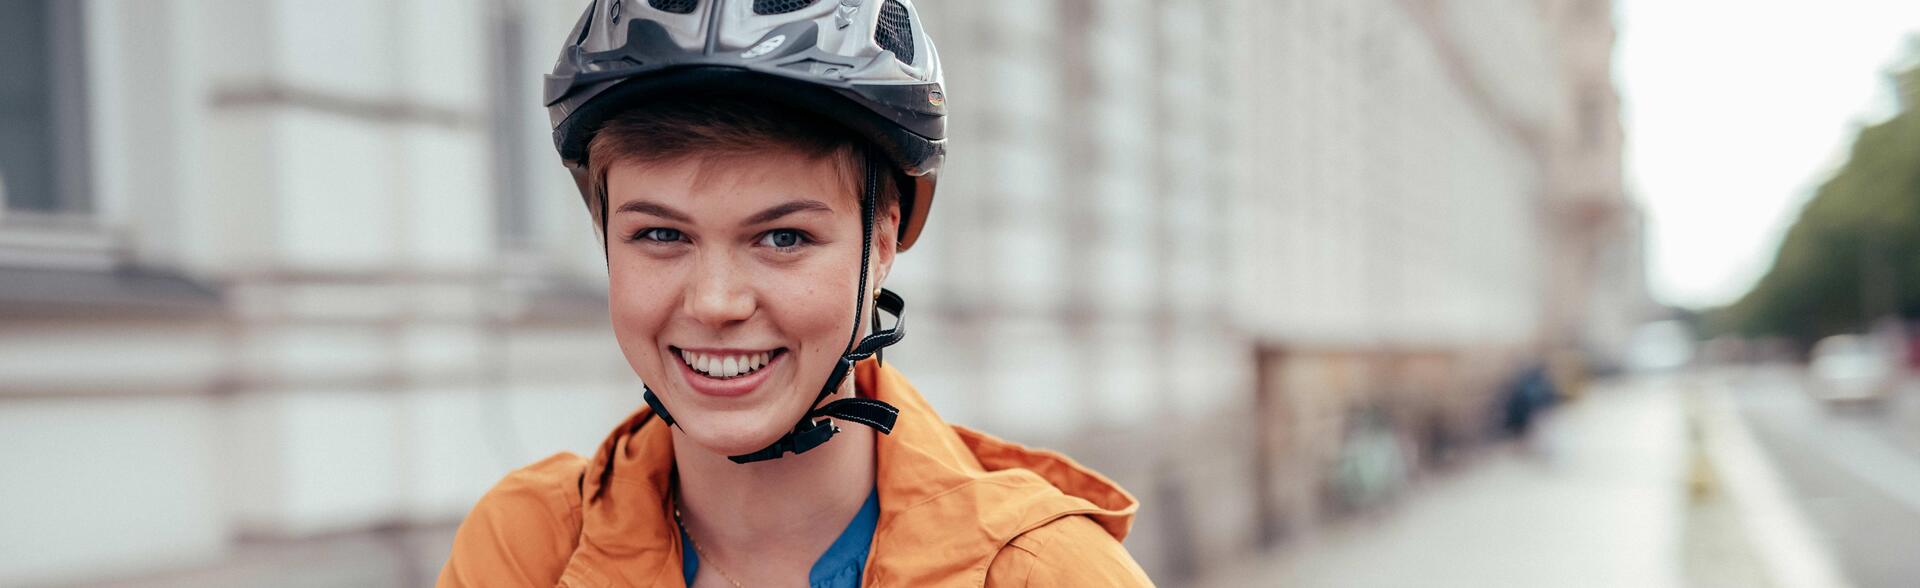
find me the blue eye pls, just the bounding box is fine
[633,227,684,243]
[759,229,810,250]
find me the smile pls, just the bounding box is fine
[675,347,786,379]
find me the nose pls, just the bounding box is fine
[683,251,756,329]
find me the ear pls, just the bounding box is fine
[869,200,902,293]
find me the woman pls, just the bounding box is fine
[440,1,1151,586]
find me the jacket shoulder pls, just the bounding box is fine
[438,453,589,588]
[985,514,1154,587]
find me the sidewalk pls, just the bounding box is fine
[1195,379,1689,588]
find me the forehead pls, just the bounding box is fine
[604,151,861,213]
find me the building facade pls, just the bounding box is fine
[0,0,1641,585]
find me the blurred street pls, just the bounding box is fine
[1724,367,1920,588]
[1193,367,1920,588]
[1196,378,1689,588]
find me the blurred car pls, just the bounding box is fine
[1624,320,1696,373]
[1808,334,1901,406]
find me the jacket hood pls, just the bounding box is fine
[558,359,1139,587]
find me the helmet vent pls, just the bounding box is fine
[752,0,815,15]
[875,0,914,65]
[648,0,698,14]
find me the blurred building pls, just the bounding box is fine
[0,0,1645,586]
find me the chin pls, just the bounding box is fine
[673,405,801,456]
[649,356,824,457]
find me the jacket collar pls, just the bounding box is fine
[860,360,1138,585]
[559,359,1139,587]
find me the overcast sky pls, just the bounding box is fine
[1617,0,1920,309]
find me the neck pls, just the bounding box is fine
[670,388,877,580]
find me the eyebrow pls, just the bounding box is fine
[743,200,833,225]
[613,200,692,222]
[612,199,834,225]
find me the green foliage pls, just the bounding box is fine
[1709,63,1920,342]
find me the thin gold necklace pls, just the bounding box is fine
[673,492,746,588]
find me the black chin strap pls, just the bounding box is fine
[642,152,905,464]
[640,291,905,447]
[724,290,905,463]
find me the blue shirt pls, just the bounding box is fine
[680,489,880,588]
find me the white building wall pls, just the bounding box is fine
[0,396,226,585]
[1,1,637,583]
[1234,0,1547,347]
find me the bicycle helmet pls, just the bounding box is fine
[545,0,944,249]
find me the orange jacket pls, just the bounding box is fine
[439,359,1153,587]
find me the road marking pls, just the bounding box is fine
[1701,381,1854,588]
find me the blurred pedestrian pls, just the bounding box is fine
[1500,361,1558,441]
[438,2,1150,586]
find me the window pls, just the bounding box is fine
[490,0,534,245]
[0,1,220,308]
[0,0,117,272]
[0,0,90,219]
[488,0,612,282]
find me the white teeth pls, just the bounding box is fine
[680,349,776,379]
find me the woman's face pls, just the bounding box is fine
[604,149,896,456]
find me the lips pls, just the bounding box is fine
[670,346,788,398]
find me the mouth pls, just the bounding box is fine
[670,346,789,397]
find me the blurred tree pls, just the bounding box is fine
[1709,49,1920,343]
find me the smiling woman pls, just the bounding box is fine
[436,1,1149,586]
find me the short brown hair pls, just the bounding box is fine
[586,97,900,226]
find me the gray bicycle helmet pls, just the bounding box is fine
[544,0,945,250]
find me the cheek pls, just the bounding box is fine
[607,260,678,357]
[766,259,862,353]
